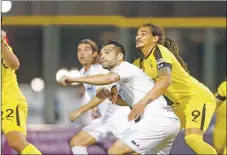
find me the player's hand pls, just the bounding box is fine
[110,86,118,104]
[128,103,145,121]
[96,88,111,100]
[57,75,69,87]
[69,109,82,122]
[91,107,101,119]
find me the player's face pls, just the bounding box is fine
[100,45,118,69]
[77,43,96,66]
[136,26,155,49]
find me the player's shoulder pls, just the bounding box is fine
[154,44,171,56]
[121,61,140,72]
[219,80,227,90]
[92,64,109,74]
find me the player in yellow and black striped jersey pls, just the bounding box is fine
[133,23,217,154]
[213,79,226,155]
[1,16,42,155]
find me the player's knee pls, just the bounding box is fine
[108,147,121,155]
[70,131,96,148]
[69,136,81,147]
[184,134,202,146]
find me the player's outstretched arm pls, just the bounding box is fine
[1,31,20,70]
[70,96,105,122]
[66,72,120,85]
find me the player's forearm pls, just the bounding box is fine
[67,74,116,85]
[79,96,105,114]
[141,76,171,106]
[1,43,20,70]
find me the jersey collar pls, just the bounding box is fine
[144,45,157,60]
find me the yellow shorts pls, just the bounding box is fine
[1,99,28,136]
[171,97,216,132]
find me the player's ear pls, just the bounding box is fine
[153,36,159,43]
[92,51,98,58]
[117,53,124,61]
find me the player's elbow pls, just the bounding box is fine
[10,60,20,70]
[107,76,119,83]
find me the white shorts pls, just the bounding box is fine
[83,106,131,142]
[119,117,180,154]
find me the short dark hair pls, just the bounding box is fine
[78,39,98,52]
[101,40,126,59]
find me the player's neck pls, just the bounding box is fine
[110,60,124,70]
[83,64,92,72]
[141,44,156,58]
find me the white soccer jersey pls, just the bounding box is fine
[111,61,177,118]
[111,62,180,154]
[80,64,118,117]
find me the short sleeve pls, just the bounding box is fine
[153,45,173,70]
[216,81,226,101]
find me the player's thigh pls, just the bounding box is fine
[171,103,186,129]
[213,122,226,151]
[2,101,28,136]
[108,139,135,155]
[184,98,216,133]
[70,130,97,147]
[80,118,107,143]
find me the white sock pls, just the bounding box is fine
[71,146,88,155]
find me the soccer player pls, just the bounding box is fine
[213,78,226,154]
[1,30,42,154]
[58,40,180,154]
[65,39,130,155]
[133,23,217,154]
[76,39,106,126]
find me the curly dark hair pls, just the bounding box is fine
[138,23,189,73]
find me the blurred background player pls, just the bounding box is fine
[133,23,217,154]
[1,17,42,154]
[76,39,108,123]
[213,78,226,155]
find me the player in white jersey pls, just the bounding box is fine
[76,39,106,125]
[65,39,130,155]
[59,40,180,154]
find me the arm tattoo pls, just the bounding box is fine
[158,67,171,77]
